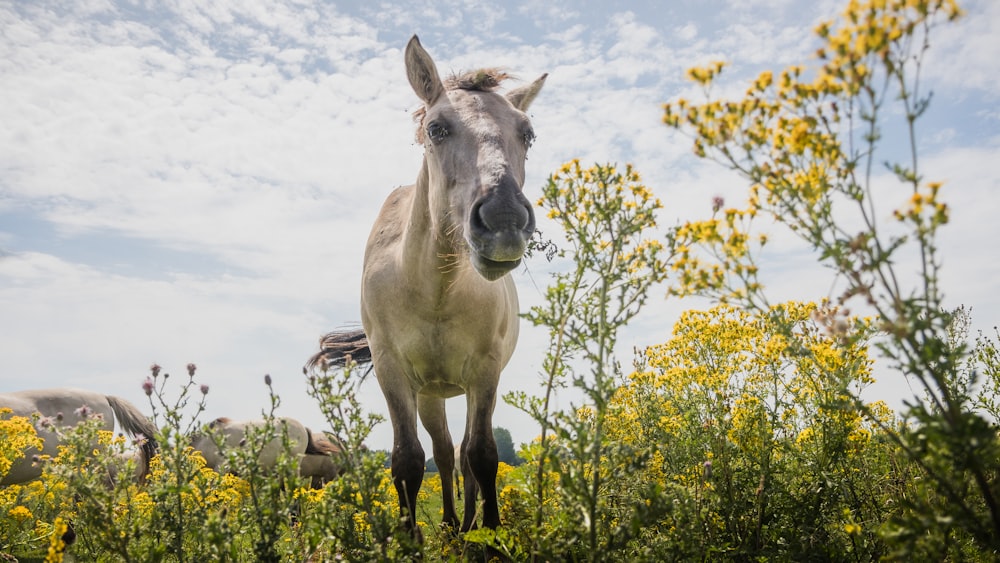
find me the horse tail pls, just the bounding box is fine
[304,328,371,374]
[305,428,342,456]
[106,395,159,481]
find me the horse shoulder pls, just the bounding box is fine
[366,185,414,256]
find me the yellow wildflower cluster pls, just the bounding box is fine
[45,516,68,563]
[0,412,67,554]
[608,301,882,488]
[542,160,661,257]
[537,160,669,323]
[667,207,763,301]
[0,408,43,479]
[686,61,726,85]
[662,0,960,307]
[894,180,949,230]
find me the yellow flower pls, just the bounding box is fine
[8,504,33,522]
[0,410,43,479]
[45,517,68,563]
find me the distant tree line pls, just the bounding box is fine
[424,427,521,472]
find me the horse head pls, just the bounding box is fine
[405,35,547,281]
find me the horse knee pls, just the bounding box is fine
[392,442,424,477]
[466,438,498,478]
[391,443,425,504]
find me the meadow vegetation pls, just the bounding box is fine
[3,0,998,560]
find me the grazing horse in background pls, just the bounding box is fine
[0,388,158,485]
[190,417,342,488]
[307,35,545,537]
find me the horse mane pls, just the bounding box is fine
[187,416,230,445]
[210,416,231,427]
[413,68,514,143]
[305,428,342,456]
[445,68,511,92]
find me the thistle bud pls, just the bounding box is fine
[712,196,724,212]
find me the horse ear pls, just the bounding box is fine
[405,35,445,106]
[507,73,547,111]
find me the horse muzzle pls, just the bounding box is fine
[470,253,523,281]
[467,176,535,280]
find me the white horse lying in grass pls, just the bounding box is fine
[0,388,158,485]
[190,417,342,488]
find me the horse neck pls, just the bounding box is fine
[404,159,468,285]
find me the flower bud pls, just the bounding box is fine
[712,196,724,212]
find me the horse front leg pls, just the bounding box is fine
[381,386,425,540]
[417,394,460,530]
[392,435,425,540]
[463,390,500,531]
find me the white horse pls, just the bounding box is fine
[190,417,342,488]
[307,35,545,537]
[0,388,157,485]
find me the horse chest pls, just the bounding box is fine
[371,291,515,393]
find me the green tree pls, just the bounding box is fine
[493,427,519,467]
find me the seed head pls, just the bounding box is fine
[712,196,725,212]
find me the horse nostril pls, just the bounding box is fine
[471,200,490,232]
[522,200,536,233]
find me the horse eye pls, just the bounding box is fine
[427,121,449,144]
[523,129,536,149]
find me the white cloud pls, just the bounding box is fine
[924,0,1000,98]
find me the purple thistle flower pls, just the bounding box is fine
[200,384,209,395]
[150,363,161,378]
[75,404,92,418]
[712,196,724,212]
[142,377,154,396]
[187,363,197,377]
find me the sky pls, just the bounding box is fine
[2,0,998,453]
